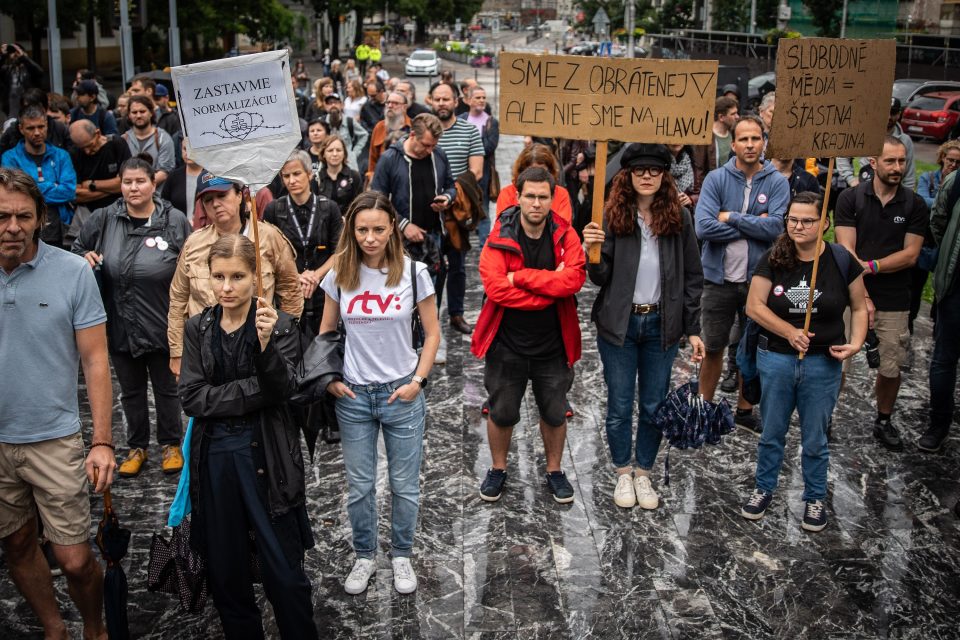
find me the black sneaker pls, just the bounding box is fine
[802,500,828,532]
[479,468,507,502]
[954,501,960,519]
[740,490,773,520]
[917,425,949,453]
[873,418,904,451]
[545,471,575,504]
[720,367,739,393]
[735,409,763,436]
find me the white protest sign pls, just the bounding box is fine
[171,50,301,189]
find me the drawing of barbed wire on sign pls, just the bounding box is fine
[200,110,287,142]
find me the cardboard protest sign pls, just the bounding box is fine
[171,50,301,188]
[498,53,718,145]
[767,38,896,159]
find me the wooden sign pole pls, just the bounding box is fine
[798,157,835,360]
[246,190,265,300]
[588,140,608,264]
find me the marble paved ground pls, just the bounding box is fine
[2,245,959,640]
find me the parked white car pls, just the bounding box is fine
[405,50,440,77]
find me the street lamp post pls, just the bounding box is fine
[46,0,62,94]
[169,0,181,67]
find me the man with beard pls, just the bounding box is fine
[69,80,118,136]
[835,136,928,452]
[0,106,76,247]
[837,98,916,190]
[121,95,175,184]
[322,92,368,173]
[430,81,483,339]
[396,81,430,117]
[366,91,411,182]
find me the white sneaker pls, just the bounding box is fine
[391,557,418,594]
[613,473,636,508]
[634,475,659,510]
[434,333,447,365]
[344,558,377,595]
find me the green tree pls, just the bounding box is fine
[0,0,89,62]
[756,0,779,30]
[802,0,841,36]
[711,0,748,31]
[660,0,694,30]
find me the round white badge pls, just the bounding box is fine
[757,194,768,205]
[340,179,348,188]
[773,284,784,296]
[157,239,169,251]
[145,237,157,248]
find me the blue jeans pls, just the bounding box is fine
[596,312,680,470]
[930,285,960,429]
[476,197,492,248]
[335,375,426,559]
[754,349,841,501]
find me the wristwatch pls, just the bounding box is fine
[89,180,97,192]
[411,375,428,389]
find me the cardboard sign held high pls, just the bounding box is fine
[499,53,718,144]
[499,54,718,262]
[767,38,896,159]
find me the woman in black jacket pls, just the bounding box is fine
[583,143,704,512]
[73,154,191,478]
[178,234,317,640]
[316,134,362,215]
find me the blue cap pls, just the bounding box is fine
[154,83,169,97]
[195,170,238,198]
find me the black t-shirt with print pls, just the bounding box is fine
[497,225,564,359]
[408,153,440,232]
[753,244,864,355]
[834,180,929,311]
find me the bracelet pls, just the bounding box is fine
[90,442,115,451]
[875,259,881,273]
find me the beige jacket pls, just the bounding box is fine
[167,221,304,357]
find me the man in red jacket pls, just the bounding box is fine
[471,167,586,504]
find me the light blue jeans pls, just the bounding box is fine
[335,375,426,559]
[596,312,680,470]
[754,349,842,501]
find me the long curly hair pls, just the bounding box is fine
[768,191,824,271]
[604,169,682,237]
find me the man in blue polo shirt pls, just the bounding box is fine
[0,168,115,639]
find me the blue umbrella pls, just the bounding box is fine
[653,374,735,485]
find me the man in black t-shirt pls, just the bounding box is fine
[69,120,131,213]
[471,167,587,505]
[835,136,929,451]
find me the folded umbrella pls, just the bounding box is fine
[95,484,131,640]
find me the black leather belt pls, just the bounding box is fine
[631,303,659,315]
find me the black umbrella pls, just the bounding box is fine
[653,374,735,485]
[95,486,131,640]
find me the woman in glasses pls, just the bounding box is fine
[739,191,867,532]
[582,143,704,511]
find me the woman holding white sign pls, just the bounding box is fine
[167,172,303,378]
[582,143,705,511]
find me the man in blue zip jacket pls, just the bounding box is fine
[695,115,790,434]
[1,105,77,248]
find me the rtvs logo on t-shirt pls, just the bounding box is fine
[347,291,403,314]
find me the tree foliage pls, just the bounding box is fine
[711,0,748,31]
[659,0,695,30]
[802,0,842,37]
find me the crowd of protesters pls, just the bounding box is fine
[1,47,960,639]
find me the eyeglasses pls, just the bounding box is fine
[630,166,663,177]
[785,216,819,229]
[943,157,960,166]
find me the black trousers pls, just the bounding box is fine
[201,426,317,640]
[110,350,181,450]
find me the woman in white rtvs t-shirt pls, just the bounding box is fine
[318,191,440,597]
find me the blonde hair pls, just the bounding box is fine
[333,191,405,290]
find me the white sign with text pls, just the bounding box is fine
[172,50,301,188]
